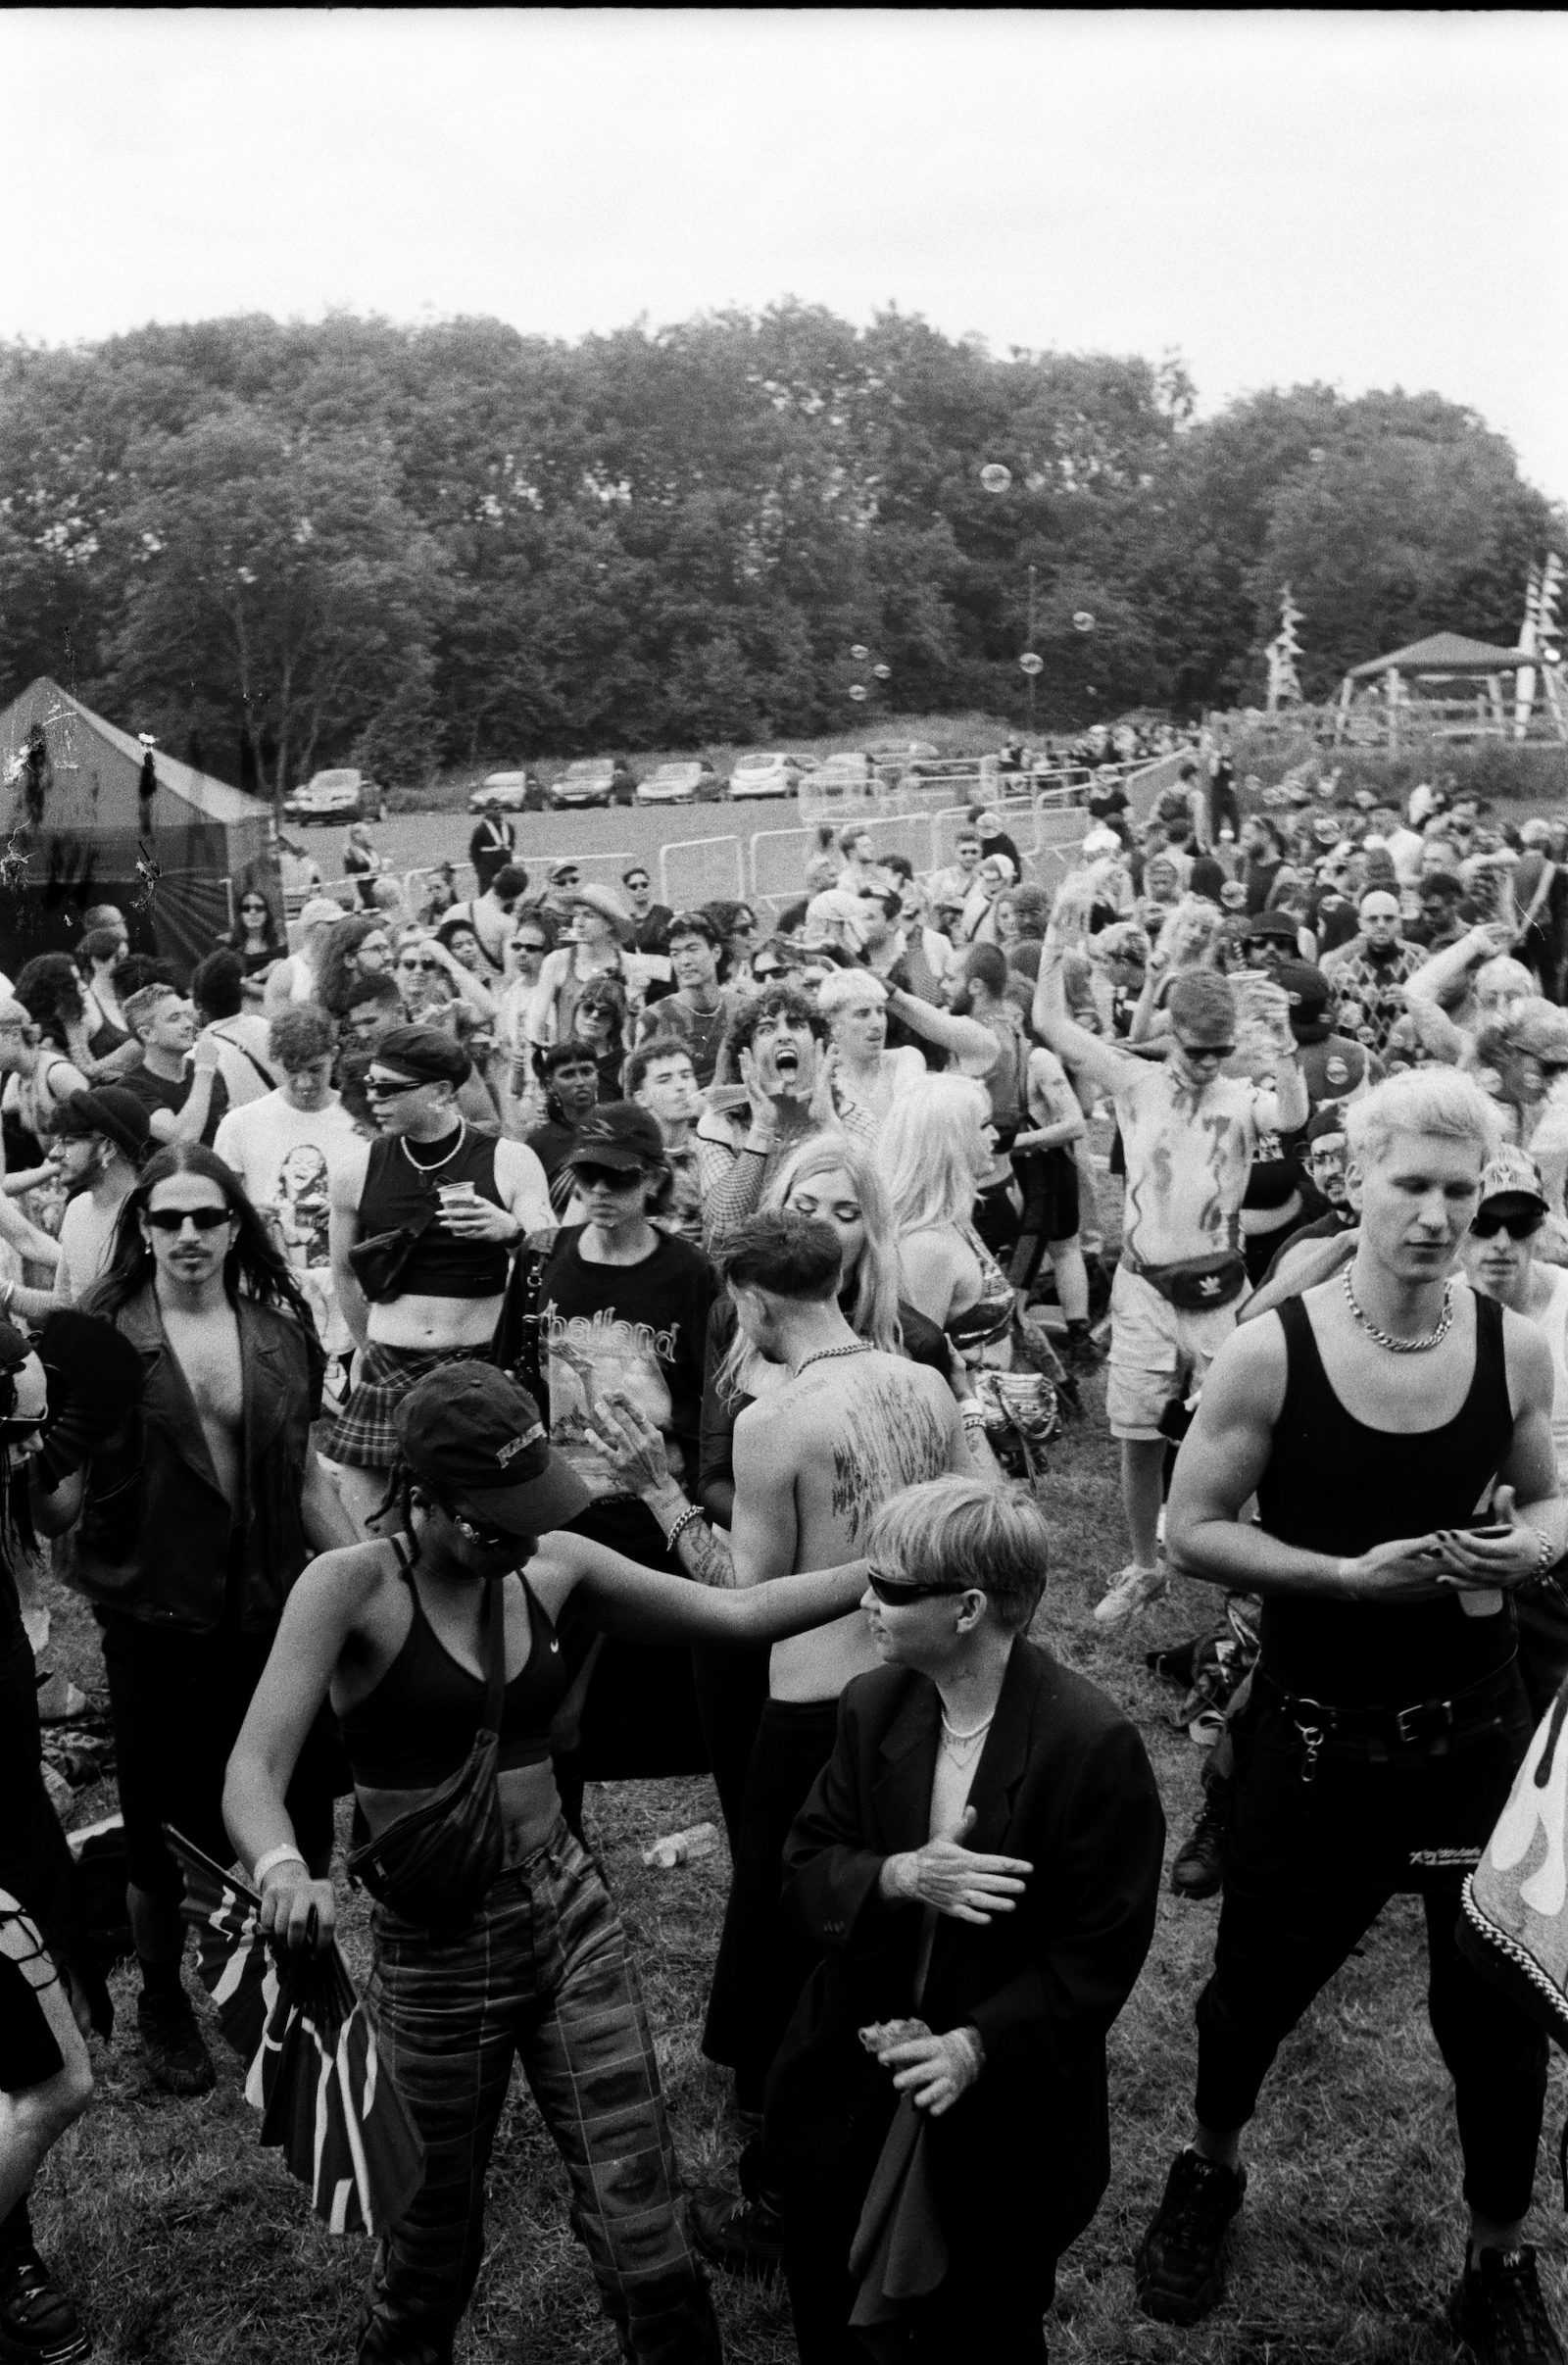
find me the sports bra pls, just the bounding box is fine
[338,1539,570,1788]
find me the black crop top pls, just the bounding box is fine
[358,1125,510,1299]
[339,1546,569,1787]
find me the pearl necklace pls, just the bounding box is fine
[402,1119,468,1176]
[1342,1266,1455,1355]
[940,1709,994,1764]
[794,1342,876,1378]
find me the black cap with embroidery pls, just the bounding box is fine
[395,1362,592,1536]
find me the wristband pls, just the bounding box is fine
[663,1503,706,1551]
[252,1846,308,1889]
[1539,1526,1559,1577]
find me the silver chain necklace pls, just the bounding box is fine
[1342,1265,1455,1354]
[402,1118,467,1177]
[794,1341,876,1378]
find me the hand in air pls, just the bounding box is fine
[190,1033,221,1073]
[581,1386,672,1494]
[882,1806,1032,1925]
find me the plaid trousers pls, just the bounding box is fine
[359,1820,719,2365]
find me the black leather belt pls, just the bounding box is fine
[1261,1661,1519,1780]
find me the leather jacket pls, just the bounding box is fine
[62,1285,318,1635]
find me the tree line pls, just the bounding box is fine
[0,305,1560,794]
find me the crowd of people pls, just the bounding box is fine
[4,744,1568,2365]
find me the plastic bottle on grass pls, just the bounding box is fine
[642,1822,720,1870]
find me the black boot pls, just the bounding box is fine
[1170,1786,1230,1900]
[0,2237,90,2365]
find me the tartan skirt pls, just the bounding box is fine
[323,1340,459,1471]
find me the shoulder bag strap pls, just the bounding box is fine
[480,1578,508,1735]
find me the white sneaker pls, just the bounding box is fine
[1094,1563,1168,1625]
[1156,1503,1167,1548]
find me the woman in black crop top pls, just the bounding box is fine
[223,1362,873,2365]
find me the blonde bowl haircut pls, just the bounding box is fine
[1344,1066,1502,1175]
[866,1474,1050,1635]
[714,1130,905,1408]
[876,1074,992,1238]
[815,967,889,1021]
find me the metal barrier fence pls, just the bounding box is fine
[659,835,746,912]
[750,825,816,912]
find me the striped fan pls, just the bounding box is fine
[166,1828,424,2236]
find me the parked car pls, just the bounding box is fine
[549,758,617,810]
[468,770,546,814]
[807,752,875,796]
[635,758,725,807]
[727,751,801,802]
[282,767,386,824]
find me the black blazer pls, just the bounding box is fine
[764,1637,1164,2258]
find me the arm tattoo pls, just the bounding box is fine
[672,1513,739,1589]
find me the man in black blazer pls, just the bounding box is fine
[763,1475,1165,2363]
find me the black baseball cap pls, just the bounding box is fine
[396,1363,592,1536]
[565,1105,665,1173]
[1243,912,1300,944]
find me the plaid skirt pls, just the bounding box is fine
[323,1340,459,1471]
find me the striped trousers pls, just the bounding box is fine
[359,1819,719,2365]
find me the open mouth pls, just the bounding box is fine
[773,1044,801,1078]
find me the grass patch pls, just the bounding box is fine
[27,1162,1568,2356]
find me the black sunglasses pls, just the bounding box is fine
[865,1566,971,1606]
[365,1073,427,1098]
[1177,1042,1236,1062]
[573,1161,644,1192]
[398,957,439,971]
[144,1206,233,1234]
[1471,1209,1545,1242]
[435,1499,518,1552]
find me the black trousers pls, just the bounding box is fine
[99,1611,338,1907]
[782,2128,1054,2365]
[1517,1573,1568,1723]
[703,1697,840,2118]
[0,1628,75,1942]
[1195,1683,1547,2224]
[689,1642,770,1859]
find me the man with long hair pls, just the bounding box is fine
[42,1144,357,2095]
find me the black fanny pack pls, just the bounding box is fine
[347,1577,506,1927]
[347,1200,437,1305]
[1126,1250,1248,1311]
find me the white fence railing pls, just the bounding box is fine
[659,835,747,912]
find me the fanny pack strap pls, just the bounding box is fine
[480,1579,507,1736]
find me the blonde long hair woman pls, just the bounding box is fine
[876,1073,1014,1367]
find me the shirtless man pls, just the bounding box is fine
[1036,920,1307,1623]
[41,1147,354,2095]
[326,1025,552,1532]
[595,1208,970,2272]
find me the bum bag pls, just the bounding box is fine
[347,1575,507,1928]
[1124,1249,1248,1312]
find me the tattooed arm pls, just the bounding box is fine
[578,1385,749,1587]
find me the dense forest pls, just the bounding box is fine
[0,305,1560,791]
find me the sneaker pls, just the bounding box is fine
[690,2189,785,2279]
[0,2243,91,2364]
[136,1991,215,2097]
[1450,2244,1566,2364]
[1095,1563,1168,1626]
[1134,2147,1247,2324]
[1170,1795,1228,1899]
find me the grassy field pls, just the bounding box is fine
[28,1329,1568,2365]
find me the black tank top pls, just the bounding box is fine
[338,1545,569,1786]
[359,1125,509,1297]
[1255,1293,1517,1707]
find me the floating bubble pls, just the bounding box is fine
[1018,652,1044,677]
[850,644,869,663]
[1308,448,1326,464]
[849,684,868,703]
[980,464,1011,494]
[1072,612,1095,633]
[872,663,891,680]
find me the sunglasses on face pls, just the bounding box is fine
[865,1566,970,1606]
[1471,1209,1545,1242]
[554,873,580,889]
[365,1073,427,1098]
[511,939,547,955]
[1177,1042,1235,1062]
[437,1501,517,1552]
[143,1206,233,1235]
[624,878,650,893]
[398,956,439,972]
[573,1162,644,1192]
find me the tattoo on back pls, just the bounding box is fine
[828,1378,952,1544]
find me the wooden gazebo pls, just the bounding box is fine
[1335,631,1565,746]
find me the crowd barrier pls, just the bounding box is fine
[658,834,746,912]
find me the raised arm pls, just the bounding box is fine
[1403,923,1506,1012]
[883,984,998,1075]
[558,1528,866,1644]
[1033,939,1136,1101]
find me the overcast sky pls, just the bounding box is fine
[4,11,1565,499]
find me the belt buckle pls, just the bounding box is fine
[1396,1699,1450,1747]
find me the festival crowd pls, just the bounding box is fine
[5,737,1568,2364]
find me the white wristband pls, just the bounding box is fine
[252,1845,308,1889]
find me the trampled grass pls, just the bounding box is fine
[28,1374,1568,2362]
